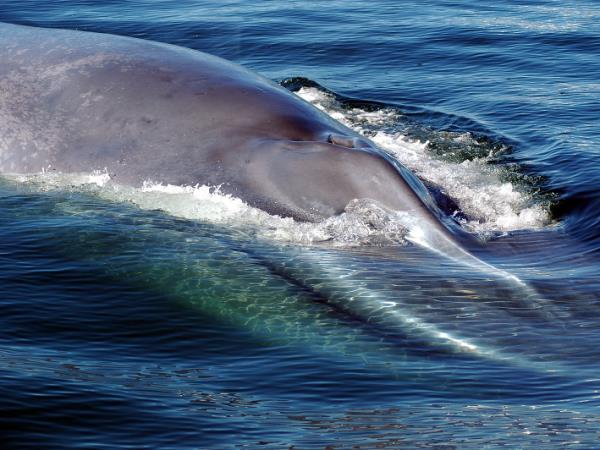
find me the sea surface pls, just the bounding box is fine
[1,1,600,448]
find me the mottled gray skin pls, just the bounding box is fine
[0,22,451,230]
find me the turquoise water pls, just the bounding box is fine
[1,1,600,448]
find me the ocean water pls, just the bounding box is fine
[1,1,600,448]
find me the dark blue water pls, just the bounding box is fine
[1,1,600,448]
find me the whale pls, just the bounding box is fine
[0,23,556,329]
[0,23,452,225]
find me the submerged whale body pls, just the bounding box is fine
[0,22,454,230]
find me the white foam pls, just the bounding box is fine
[296,87,551,232]
[7,172,410,246]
